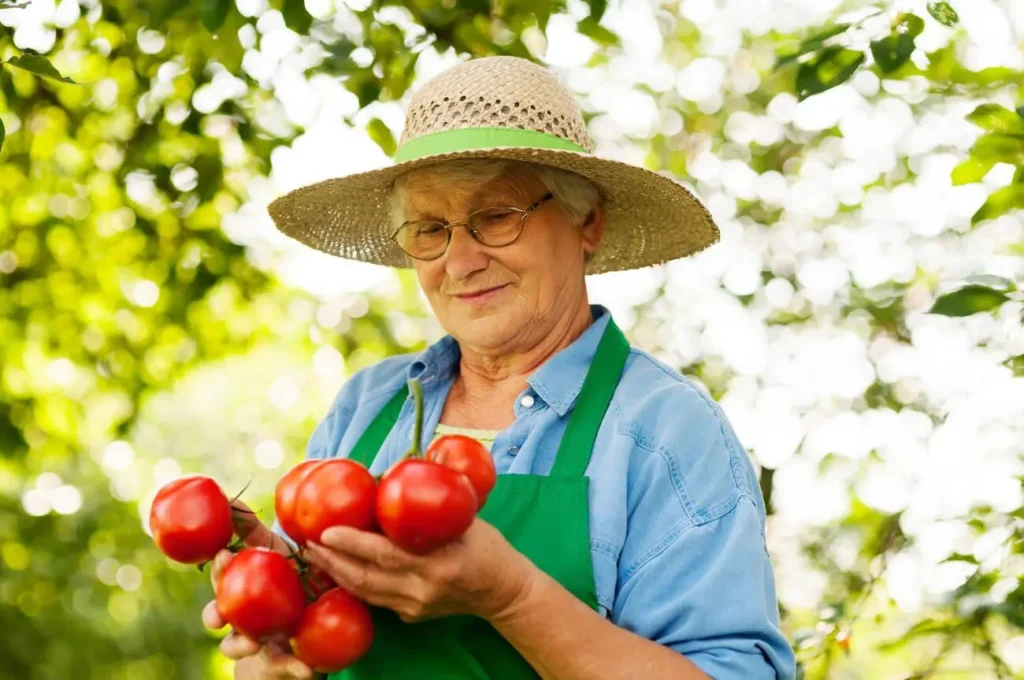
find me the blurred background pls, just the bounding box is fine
[1,0,1022,677]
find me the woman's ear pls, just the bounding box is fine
[580,202,605,256]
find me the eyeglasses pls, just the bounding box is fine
[391,192,554,261]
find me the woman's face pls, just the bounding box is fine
[402,167,603,355]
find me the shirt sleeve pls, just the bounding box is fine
[612,496,794,679]
[610,385,796,680]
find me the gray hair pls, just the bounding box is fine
[388,159,602,233]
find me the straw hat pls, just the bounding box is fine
[267,56,719,274]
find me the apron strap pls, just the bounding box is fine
[348,386,408,467]
[549,320,630,479]
[347,318,629,477]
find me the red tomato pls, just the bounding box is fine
[375,459,478,554]
[290,588,374,672]
[425,434,497,509]
[216,548,306,640]
[295,459,377,544]
[149,476,233,564]
[275,459,325,546]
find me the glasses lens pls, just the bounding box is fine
[468,207,523,246]
[396,221,448,259]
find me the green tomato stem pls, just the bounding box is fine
[408,378,424,458]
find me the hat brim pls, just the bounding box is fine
[266,146,719,275]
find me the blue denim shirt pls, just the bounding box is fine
[289,305,795,679]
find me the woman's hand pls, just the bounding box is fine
[303,518,536,624]
[202,502,315,679]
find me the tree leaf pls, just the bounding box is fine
[972,184,1024,224]
[951,157,993,185]
[193,154,224,203]
[942,552,980,565]
[870,32,916,74]
[1004,354,1024,376]
[200,0,232,33]
[964,274,1016,293]
[795,46,865,100]
[282,0,313,34]
[967,518,987,533]
[357,79,382,109]
[504,0,565,32]
[577,17,619,46]
[367,118,396,157]
[587,0,607,22]
[0,117,4,155]
[147,0,185,27]
[927,2,959,27]
[970,133,1024,165]
[896,13,925,38]
[775,23,851,69]
[995,601,1024,629]
[453,0,489,12]
[929,285,1010,316]
[879,617,955,651]
[3,54,76,83]
[324,37,357,65]
[966,104,1024,135]
[380,50,421,100]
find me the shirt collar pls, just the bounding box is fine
[407,333,460,387]
[407,304,613,417]
[527,304,611,417]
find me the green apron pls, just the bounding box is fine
[330,319,629,680]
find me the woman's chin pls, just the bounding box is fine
[449,315,522,351]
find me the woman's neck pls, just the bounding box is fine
[441,303,594,429]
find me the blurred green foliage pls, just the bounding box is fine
[1,0,1022,679]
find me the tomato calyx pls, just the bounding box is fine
[227,481,259,534]
[292,555,337,603]
[287,549,322,600]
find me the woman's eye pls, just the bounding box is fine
[479,210,514,224]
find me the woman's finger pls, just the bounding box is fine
[209,549,233,588]
[261,639,314,679]
[304,543,410,599]
[201,599,226,630]
[219,631,261,660]
[231,501,293,556]
[265,655,314,680]
[319,526,415,570]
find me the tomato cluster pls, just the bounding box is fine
[276,433,495,558]
[147,379,496,673]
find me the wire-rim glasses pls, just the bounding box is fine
[391,192,554,261]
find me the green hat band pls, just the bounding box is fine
[392,127,589,164]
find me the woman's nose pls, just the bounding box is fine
[444,227,489,279]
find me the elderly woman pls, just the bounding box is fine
[203,56,795,679]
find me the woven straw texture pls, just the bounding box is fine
[268,56,719,274]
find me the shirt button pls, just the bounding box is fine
[520,395,535,409]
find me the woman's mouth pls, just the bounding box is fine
[454,284,509,304]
